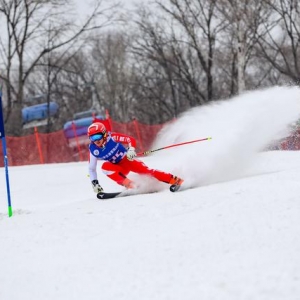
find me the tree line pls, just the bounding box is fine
[0,0,299,136]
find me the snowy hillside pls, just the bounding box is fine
[1,86,300,300]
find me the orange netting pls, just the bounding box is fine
[0,118,165,167]
[0,118,299,167]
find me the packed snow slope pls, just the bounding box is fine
[0,86,300,300]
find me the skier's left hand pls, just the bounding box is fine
[126,147,136,161]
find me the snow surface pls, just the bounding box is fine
[1,86,300,300]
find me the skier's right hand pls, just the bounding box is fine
[91,180,103,193]
[126,147,137,161]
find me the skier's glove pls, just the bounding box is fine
[91,180,103,193]
[126,147,136,161]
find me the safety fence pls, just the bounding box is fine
[0,118,165,167]
[279,130,300,151]
[0,118,300,167]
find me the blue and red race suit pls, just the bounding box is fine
[88,132,174,187]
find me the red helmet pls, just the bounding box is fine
[87,122,106,137]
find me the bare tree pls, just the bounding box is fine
[130,55,178,123]
[216,0,272,94]
[257,0,300,83]
[128,0,227,122]
[27,46,87,132]
[0,0,120,135]
[89,31,137,122]
[153,0,226,102]
[27,49,104,129]
[130,14,182,119]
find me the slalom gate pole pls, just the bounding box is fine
[0,88,13,217]
[137,137,212,156]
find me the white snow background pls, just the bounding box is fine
[1,86,300,300]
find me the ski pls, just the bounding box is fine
[97,189,159,200]
[97,191,122,200]
[97,184,185,200]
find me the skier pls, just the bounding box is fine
[87,122,184,195]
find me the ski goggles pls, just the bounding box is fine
[90,133,104,142]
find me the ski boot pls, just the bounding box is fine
[169,176,184,192]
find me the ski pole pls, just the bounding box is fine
[137,137,212,156]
